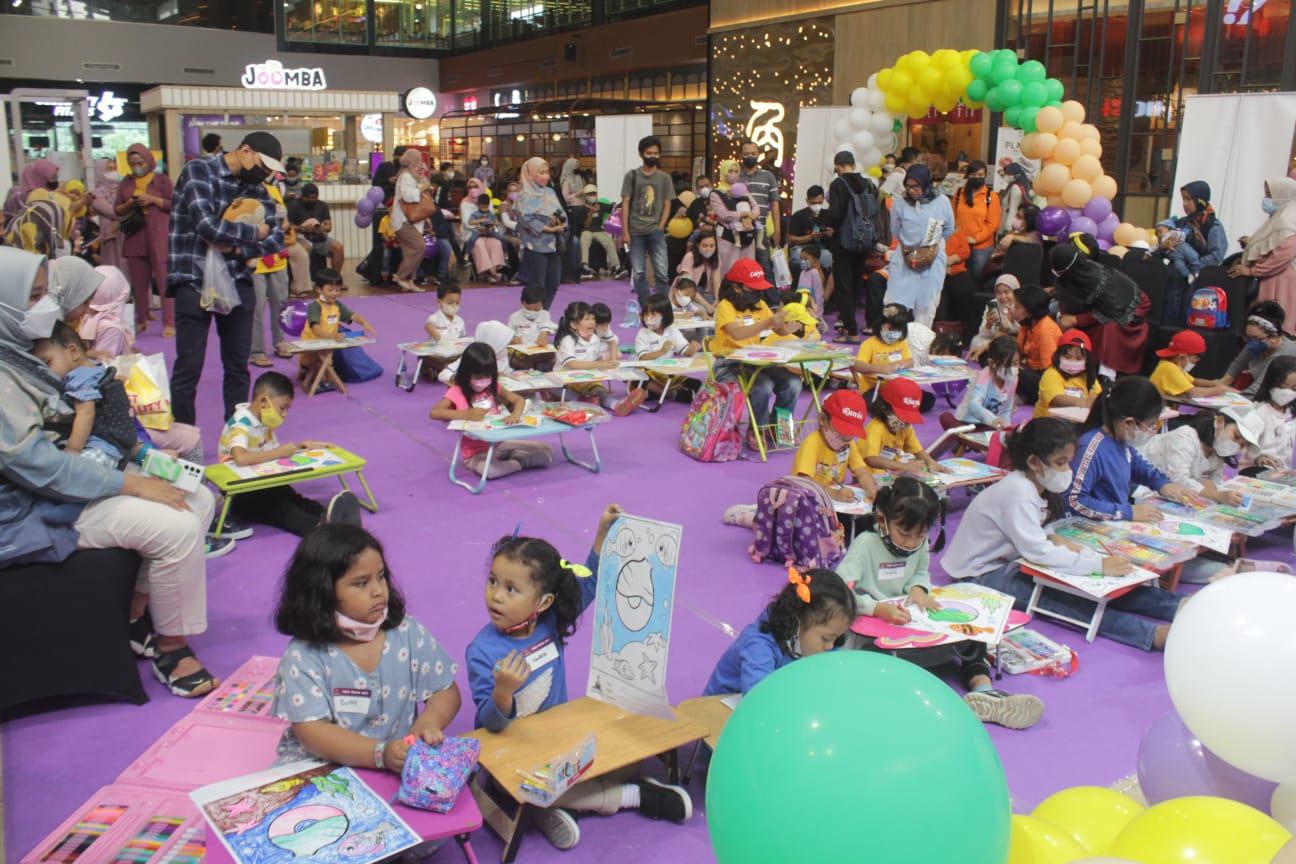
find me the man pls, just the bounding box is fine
[825,150,887,342]
[286,183,345,288]
[578,184,622,279]
[881,146,919,199]
[432,161,466,267]
[372,145,407,201]
[785,184,834,288]
[201,133,222,156]
[620,135,674,306]
[168,131,285,425]
[737,140,781,282]
[686,174,712,224]
[281,158,304,201]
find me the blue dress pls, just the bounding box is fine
[885,194,956,313]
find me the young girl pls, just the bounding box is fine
[669,276,713,319]
[854,304,915,394]
[636,294,702,405]
[466,505,691,850]
[554,301,646,416]
[952,334,1017,429]
[1033,329,1102,418]
[271,524,462,770]
[1139,409,1257,504]
[943,417,1183,651]
[1067,376,1192,522]
[1243,355,1296,474]
[861,378,946,475]
[430,342,553,479]
[1013,285,1063,405]
[703,567,856,695]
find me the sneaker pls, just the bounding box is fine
[531,807,580,850]
[205,534,237,559]
[212,515,254,541]
[325,490,363,526]
[964,689,1045,730]
[613,388,649,416]
[722,504,757,529]
[580,266,596,280]
[635,778,692,823]
[129,609,159,659]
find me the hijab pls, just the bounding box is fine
[474,320,514,372]
[904,163,936,204]
[518,157,560,216]
[0,247,65,411]
[79,265,133,348]
[716,159,739,192]
[1243,177,1296,264]
[49,256,105,318]
[3,159,58,220]
[127,143,157,175]
[1179,180,1220,256]
[3,195,66,256]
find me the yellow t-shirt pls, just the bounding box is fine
[793,429,866,487]
[1150,359,1194,398]
[1034,367,1103,418]
[712,299,772,356]
[254,183,290,275]
[855,336,911,393]
[860,418,923,473]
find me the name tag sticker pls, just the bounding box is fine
[878,561,907,583]
[332,687,372,715]
[523,637,560,671]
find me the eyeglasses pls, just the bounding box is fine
[904,182,923,190]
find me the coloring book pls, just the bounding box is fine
[225,449,346,482]
[874,583,1014,645]
[1018,560,1159,599]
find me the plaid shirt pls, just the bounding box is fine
[167,154,283,289]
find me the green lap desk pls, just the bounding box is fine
[204,446,378,537]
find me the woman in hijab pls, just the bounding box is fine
[1234,178,1296,330]
[114,144,174,336]
[1158,180,1229,325]
[91,159,126,271]
[80,266,135,358]
[438,319,515,384]
[517,157,567,309]
[998,163,1031,236]
[559,158,584,208]
[390,148,432,293]
[49,256,105,325]
[709,159,756,276]
[1049,240,1149,375]
[886,163,955,328]
[3,159,59,223]
[2,191,66,257]
[0,246,219,698]
[459,178,507,282]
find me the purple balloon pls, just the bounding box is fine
[279,299,310,338]
[353,211,373,229]
[1083,196,1113,222]
[1067,206,1086,219]
[1097,238,1111,251]
[367,186,386,204]
[355,197,375,217]
[1069,216,1098,237]
[424,233,441,259]
[1137,709,1277,811]
[1097,212,1121,242]
[1035,205,1071,237]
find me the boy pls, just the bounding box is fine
[424,282,465,342]
[592,302,618,358]
[507,283,558,371]
[218,371,362,536]
[1150,330,1229,399]
[861,378,946,475]
[794,390,880,503]
[299,268,377,394]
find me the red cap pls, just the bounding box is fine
[879,378,925,425]
[724,259,772,289]
[823,390,869,438]
[1058,329,1092,352]
[1156,330,1207,358]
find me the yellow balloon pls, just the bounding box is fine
[885,92,908,114]
[1009,814,1088,864]
[667,217,693,240]
[906,96,931,118]
[877,68,895,91]
[1052,137,1082,166]
[1071,154,1103,183]
[919,67,944,97]
[1060,99,1087,124]
[1062,177,1094,208]
[1033,132,1059,159]
[1092,174,1118,200]
[1031,787,1144,855]
[934,95,958,114]
[1035,105,1065,134]
[1110,797,1291,864]
[1037,162,1072,196]
[889,70,915,95]
[1113,222,1141,246]
[1078,123,1102,142]
[1079,137,1104,159]
[1060,121,1086,142]
[868,165,883,178]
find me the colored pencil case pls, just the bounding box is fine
[395,736,481,812]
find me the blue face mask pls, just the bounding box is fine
[1262,198,1280,215]
[1247,338,1269,356]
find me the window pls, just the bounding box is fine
[605,0,702,21]
[671,65,707,101]
[592,74,626,100]
[284,0,367,43]
[5,0,274,31]
[374,0,451,48]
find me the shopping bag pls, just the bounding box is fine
[771,247,792,288]
[199,246,241,315]
[118,352,174,431]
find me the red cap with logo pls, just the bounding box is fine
[879,378,925,425]
[823,390,869,438]
[1058,328,1092,352]
[1155,330,1207,358]
[724,260,772,289]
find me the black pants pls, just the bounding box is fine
[526,249,563,310]
[861,637,991,690]
[864,271,889,333]
[170,281,255,425]
[230,485,325,537]
[831,247,865,336]
[941,271,979,329]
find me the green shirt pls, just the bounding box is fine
[835,531,931,616]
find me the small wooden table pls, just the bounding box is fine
[674,694,734,783]
[466,696,707,863]
[285,336,376,397]
[394,337,474,391]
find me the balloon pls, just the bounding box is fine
[885,92,907,115]
[867,88,888,112]
[867,72,880,90]
[871,111,894,134]
[1004,106,1023,128]
[967,79,990,103]
[1113,222,1141,246]
[985,88,1007,113]
[1031,787,1144,855]
[706,652,1010,864]
[934,95,959,115]
[1274,785,1296,832]
[366,186,385,203]
[423,232,440,258]
[1068,860,1142,863]
[1020,106,1041,134]
[1036,164,1072,197]
[867,165,883,178]
[1066,206,1086,219]
[1083,196,1114,222]
[992,58,1020,85]
[998,79,1024,107]
[851,129,875,151]
[1109,797,1291,864]
[1092,175,1118,200]
[1097,214,1121,242]
[906,95,931,118]
[1018,60,1047,83]
[1052,137,1082,166]
[1078,123,1102,142]
[1069,215,1098,237]
[1046,195,1067,208]
[1137,709,1279,812]
[1060,120,1086,141]
[847,107,869,130]
[877,68,895,91]
[1020,133,1041,159]
[889,70,914,95]
[1062,179,1094,209]
[1072,154,1103,182]
[1020,81,1049,108]
[1033,132,1059,159]
[667,217,693,240]
[919,67,944,97]
[1045,78,1066,102]
[862,147,883,168]
[1166,573,1296,785]
[970,51,994,80]
[1097,238,1112,251]
[851,86,869,107]
[833,118,853,141]
[353,211,373,228]
[1036,205,1071,236]
[355,196,375,216]
[1079,137,1104,159]
[279,300,310,337]
[1035,105,1064,134]
[1060,99,1087,123]
[1009,814,1087,864]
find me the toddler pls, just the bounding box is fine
[669,276,713,319]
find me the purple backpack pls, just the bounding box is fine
[395,736,481,813]
[679,380,747,462]
[748,475,845,570]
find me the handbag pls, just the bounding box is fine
[395,736,481,813]
[902,245,938,272]
[118,206,145,236]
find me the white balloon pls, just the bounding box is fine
[867,88,887,112]
[862,147,883,167]
[1165,572,1296,784]
[871,111,894,135]
[851,129,875,151]
[1273,784,1296,832]
[849,107,870,129]
[867,72,879,90]
[833,118,852,141]
[851,86,869,107]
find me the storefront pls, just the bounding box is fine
[2,80,152,181]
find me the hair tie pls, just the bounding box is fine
[1248,315,1279,335]
[788,565,812,603]
[560,558,592,578]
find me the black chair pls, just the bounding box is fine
[1001,242,1044,287]
[1186,266,1248,380]
[1124,258,1179,375]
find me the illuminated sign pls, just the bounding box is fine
[402,87,438,120]
[43,91,128,123]
[1100,98,1176,121]
[745,100,786,167]
[1224,0,1267,25]
[241,59,327,91]
[463,96,479,112]
[360,113,383,144]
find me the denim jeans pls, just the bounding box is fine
[967,561,1183,651]
[525,249,563,310]
[713,360,802,430]
[968,246,994,283]
[629,228,668,306]
[430,237,453,281]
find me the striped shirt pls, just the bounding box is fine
[738,168,778,218]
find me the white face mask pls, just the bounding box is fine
[522,309,540,320]
[1012,218,1024,232]
[1038,464,1074,494]
[1271,387,1296,407]
[809,203,823,215]
[105,171,122,184]
[1126,424,1155,448]
[17,295,61,341]
[1213,432,1240,458]
[698,247,715,259]
[596,326,612,338]
[698,187,712,197]
[442,303,460,316]
[643,315,662,329]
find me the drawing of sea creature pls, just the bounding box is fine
[948,624,993,637]
[259,777,305,795]
[613,658,634,680]
[266,804,348,857]
[926,607,977,624]
[310,771,352,799]
[615,557,654,631]
[337,821,398,857]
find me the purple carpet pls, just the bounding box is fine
[6,279,1291,863]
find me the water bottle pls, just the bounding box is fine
[623,297,640,328]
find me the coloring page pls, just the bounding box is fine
[227,449,344,481]
[876,583,1014,644]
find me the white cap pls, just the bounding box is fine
[1220,405,1264,449]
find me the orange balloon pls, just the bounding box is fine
[1071,154,1103,182]
[1046,195,1066,208]
[1052,137,1082,166]
[1092,174,1118,200]
[1035,105,1064,134]
[1037,162,1072,196]
[1019,133,1039,160]
[1033,132,1058,159]
[1078,123,1101,142]
[1060,100,1086,124]
[1060,121,1086,142]
[1079,137,1103,159]
[1113,222,1141,246]
[1062,177,1094,208]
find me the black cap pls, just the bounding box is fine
[833,150,856,166]
[239,131,285,174]
[301,182,319,196]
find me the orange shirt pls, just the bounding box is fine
[946,231,971,276]
[1018,316,1063,371]
[954,188,1002,250]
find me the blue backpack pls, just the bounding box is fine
[1187,284,1229,330]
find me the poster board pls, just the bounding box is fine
[594,115,653,206]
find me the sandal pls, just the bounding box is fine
[152,646,219,698]
[250,354,274,368]
[129,609,159,659]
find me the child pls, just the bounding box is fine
[952,334,1017,430]
[300,268,377,393]
[840,477,1044,729]
[32,321,139,470]
[1066,376,1192,522]
[703,567,856,695]
[424,282,465,342]
[438,320,515,385]
[1155,219,1193,282]
[1014,285,1062,405]
[218,371,362,536]
[466,505,691,849]
[796,245,830,316]
[861,378,946,475]
[429,342,553,479]
[1150,330,1229,399]
[854,304,915,394]
[1243,355,1296,473]
[271,524,462,770]
[508,283,557,347]
[670,276,713,319]
[943,417,1182,652]
[635,294,701,405]
[793,390,880,502]
[1139,408,1259,505]
[555,301,646,416]
[592,301,618,358]
[765,301,820,342]
[1033,329,1103,419]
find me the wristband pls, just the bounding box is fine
[133,442,155,467]
[373,739,386,769]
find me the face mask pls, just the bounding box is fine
[1262,198,1279,215]
[699,247,714,259]
[1271,387,1296,407]
[508,191,519,201]
[1059,358,1087,376]
[596,326,612,338]
[480,159,489,166]
[742,289,763,308]
[820,421,849,452]
[336,608,387,642]
[285,175,299,186]
[1126,423,1154,448]
[105,171,121,184]
[301,200,317,210]
[443,303,460,316]
[521,309,539,320]
[47,178,61,189]
[809,203,823,215]
[998,365,1019,383]
[698,187,712,197]
[885,415,907,434]
[966,177,986,191]
[1247,338,1270,356]
[1038,464,1074,494]
[643,315,662,329]
[1180,358,1196,374]
[742,156,759,168]
[643,156,659,168]
[259,400,285,430]
[880,329,901,345]
[239,164,270,186]
[469,376,493,393]
[879,517,922,558]
[586,196,597,204]
[19,295,60,341]
[1213,431,1240,458]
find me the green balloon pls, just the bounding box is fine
[1004,105,1023,127]
[1045,78,1065,102]
[984,87,1007,113]
[969,51,994,80]
[995,48,1018,65]
[1020,105,1041,133]
[998,78,1023,107]
[706,652,1011,864]
[1017,59,1047,83]
[991,58,1019,85]
[966,79,989,102]
[1020,81,1048,108]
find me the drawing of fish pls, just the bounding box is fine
[311,772,352,799]
[948,624,993,637]
[259,777,305,794]
[926,607,977,624]
[337,821,398,857]
[266,804,348,857]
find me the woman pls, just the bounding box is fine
[887,163,955,328]
[998,163,1031,239]
[459,178,507,282]
[516,157,567,309]
[968,274,1021,362]
[2,190,67,257]
[1049,240,1148,375]
[115,144,174,336]
[3,158,59,224]
[472,155,495,190]
[995,204,1043,254]
[1209,300,1296,398]
[80,265,135,358]
[952,160,1001,281]
[390,148,431,293]
[498,180,523,276]
[1013,283,1063,404]
[0,246,219,698]
[1234,178,1296,331]
[676,228,723,301]
[559,158,584,208]
[49,256,104,323]
[710,159,755,276]
[1159,180,1229,325]
[90,159,125,271]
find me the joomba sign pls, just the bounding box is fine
[241,59,328,91]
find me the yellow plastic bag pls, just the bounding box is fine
[119,353,173,431]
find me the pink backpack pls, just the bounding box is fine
[749,475,845,570]
[679,380,747,462]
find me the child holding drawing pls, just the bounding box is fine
[465,504,692,851]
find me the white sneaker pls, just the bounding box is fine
[964,690,1045,730]
[532,807,580,850]
[722,504,757,529]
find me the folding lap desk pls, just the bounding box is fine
[1022,566,1154,642]
[675,695,733,783]
[725,343,855,462]
[285,336,375,397]
[449,417,604,494]
[395,338,474,392]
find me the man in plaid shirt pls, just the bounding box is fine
[168,131,286,424]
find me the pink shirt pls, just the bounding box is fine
[445,384,502,459]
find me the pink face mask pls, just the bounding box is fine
[470,376,493,393]
[336,608,387,642]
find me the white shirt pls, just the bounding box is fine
[557,332,608,367]
[507,308,557,346]
[1243,401,1296,471]
[635,325,689,358]
[425,309,466,341]
[1136,425,1224,494]
[390,171,424,232]
[670,293,705,318]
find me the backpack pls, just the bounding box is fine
[1187,284,1229,329]
[333,346,384,383]
[839,179,878,254]
[748,475,845,570]
[679,380,746,462]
